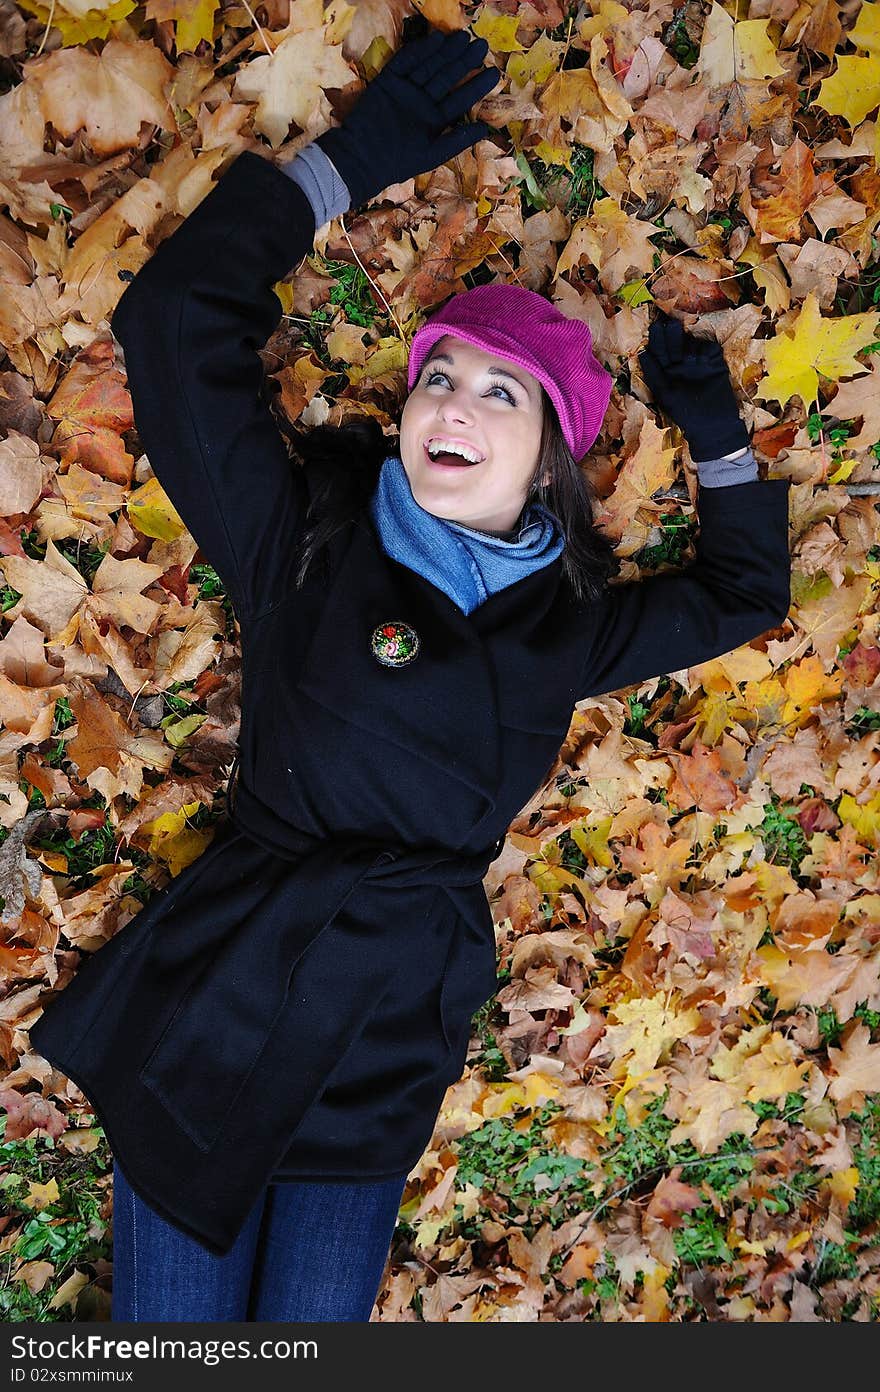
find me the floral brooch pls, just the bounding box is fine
[370,619,420,668]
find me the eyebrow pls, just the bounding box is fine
[421,352,530,395]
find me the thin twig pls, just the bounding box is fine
[34,0,56,57]
[554,1147,759,1261]
[337,214,406,343]
[237,0,273,56]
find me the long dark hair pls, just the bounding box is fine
[284,388,620,604]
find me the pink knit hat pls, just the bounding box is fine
[407,283,613,461]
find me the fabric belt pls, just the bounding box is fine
[225,751,506,874]
[136,755,506,1165]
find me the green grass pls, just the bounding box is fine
[754,797,810,875]
[632,513,697,571]
[439,1089,880,1317]
[0,1122,113,1323]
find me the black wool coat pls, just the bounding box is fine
[30,151,792,1257]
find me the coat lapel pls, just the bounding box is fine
[468,552,586,736]
[294,520,501,814]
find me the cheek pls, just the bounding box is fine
[400,401,427,438]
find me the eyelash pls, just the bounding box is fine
[423,370,516,404]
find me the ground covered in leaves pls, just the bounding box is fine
[1,0,880,1324]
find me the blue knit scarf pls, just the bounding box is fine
[368,453,565,616]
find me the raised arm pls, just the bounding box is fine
[579,473,791,698]
[110,26,500,625]
[579,311,791,697]
[110,150,319,624]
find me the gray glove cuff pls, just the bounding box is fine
[696,445,759,487]
[278,142,352,228]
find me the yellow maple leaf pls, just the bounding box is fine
[174,0,218,55]
[815,3,880,126]
[780,652,845,726]
[15,0,137,45]
[668,1077,759,1153]
[836,790,880,844]
[579,0,631,41]
[755,291,880,410]
[141,800,214,876]
[710,1024,771,1080]
[640,1265,672,1322]
[741,1032,809,1101]
[754,860,800,908]
[22,1178,60,1211]
[816,54,880,127]
[507,32,563,87]
[521,1072,563,1107]
[127,475,188,543]
[695,689,736,745]
[569,817,615,869]
[852,0,880,53]
[482,1082,529,1117]
[821,1167,860,1207]
[162,712,206,749]
[698,2,787,85]
[605,994,702,1075]
[473,8,526,52]
[412,1213,449,1250]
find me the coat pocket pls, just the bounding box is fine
[137,849,387,1154]
[138,952,293,1155]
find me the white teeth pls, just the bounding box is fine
[426,440,482,463]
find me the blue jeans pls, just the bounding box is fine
[110,1158,408,1322]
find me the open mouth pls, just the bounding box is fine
[423,443,482,470]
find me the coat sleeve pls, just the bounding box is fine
[109,150,319,623]
[579,476,791,698]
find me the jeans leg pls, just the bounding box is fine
[110,1157,268,1322]
[247,1174,408,1322]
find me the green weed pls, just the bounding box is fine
[0,1125,113,1323]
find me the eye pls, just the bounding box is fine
[424,370,516,404]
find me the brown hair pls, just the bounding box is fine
[284,386,619,604]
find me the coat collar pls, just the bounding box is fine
[292,513,587,820]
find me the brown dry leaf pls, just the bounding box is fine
[5,1,880,1324]
[232,23,362,149]
[667,740,739,814]
[0,616,65,688]
[667,1075,759,1154]
[0,542,87,638]
[592,415,678,556]
[826,365,880,452]
[25,40,175,157]
[571,197,662,297]
[827,1024,880,1115]
[646,1169,704,1228]
[0,431,46,516]
[65,684,172,796]
[742,136,834,245]
[793,575,873,670]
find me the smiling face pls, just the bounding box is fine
[398,335,547,536]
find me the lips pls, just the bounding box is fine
[423,443,481,470]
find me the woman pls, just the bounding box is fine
[29,26,790,1321]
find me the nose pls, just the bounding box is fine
[438,393,477,427]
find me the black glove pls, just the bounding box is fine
[315,27,501,212]
[638,310,750,462]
